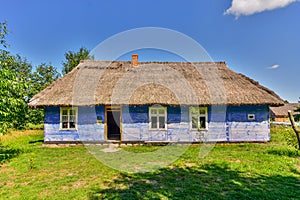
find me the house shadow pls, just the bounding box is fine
[88,163,300,200]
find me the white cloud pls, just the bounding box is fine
[268,64,280,69]
[225,0,297,17]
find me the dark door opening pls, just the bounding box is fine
[106,107,121,140]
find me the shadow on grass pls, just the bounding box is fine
[0,145,23,164]
[29,139,44,144]
[88,163,300,200]
[267,148,300,158]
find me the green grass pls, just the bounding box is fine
[0,127,299,199]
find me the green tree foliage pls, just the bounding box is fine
[62,47,93,75]
[0,22,28,132]
[27,63,61,124]
[30,63,60,96]
[0,21,60,134]
[0,21,9,49]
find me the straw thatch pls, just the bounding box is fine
[270,103,300,117]
[28,60,284,108]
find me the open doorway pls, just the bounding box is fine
[106,106,121,140]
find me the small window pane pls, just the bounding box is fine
[62,110,68,115]
[62,122,68,129]
[70,110,76,115]
[190,107,198,115]
[151,117,157,129]
[62,116,68,122]
[69,122,76,129]
[151,110,157,115]
[69,115,76,122]
[199,109,206,115]
[159,116,165,129]
[158,109,165,115]
[199,116,206,129]
[248,114,255,120]
[192,116,198,129]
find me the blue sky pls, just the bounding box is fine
[0,0,299,102]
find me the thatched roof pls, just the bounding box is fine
[270,103,300,117]
[28,60,284,108]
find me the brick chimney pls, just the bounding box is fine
[132,54,138,66]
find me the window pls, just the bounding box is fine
[190,107,207,130]
[149,106,167,130]
[60,107,78,130]
[248,114,255,121]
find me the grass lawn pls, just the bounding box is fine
[0,127,299,200]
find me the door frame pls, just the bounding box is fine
[105,105,122,141]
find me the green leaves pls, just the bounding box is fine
[0,60,28,132]
[62,47,93,75]
[0,21,9,49]
[0,21,60,134]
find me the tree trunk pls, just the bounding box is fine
[288,110,300,150]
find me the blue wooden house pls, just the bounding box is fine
[28,55,283,143]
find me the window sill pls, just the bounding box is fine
[191,128,208,131]
[59,128,78,131]
[149,129,167,131]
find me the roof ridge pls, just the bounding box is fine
[79,60,226,65]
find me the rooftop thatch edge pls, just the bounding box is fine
[28,60,284,108]
[270,103,300,117]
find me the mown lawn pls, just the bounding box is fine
[0,127,299,199]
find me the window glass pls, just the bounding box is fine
[151,110,157,115]
[69,115,76,122]
[158,109,165,115]
[62,110,68,115]
[70,109,76,115]
[248,114,255,120]
[192,116,198,129]
[62,115,68,122]
[62,122,68,129]
[61,108,77,129]
[199,116,206,129]
[149,107,166,130]
[199,109,205,115]
[190,107,198,115]
[159,116,165,129]
[190,107,207,130]
[69,122,76,129]
[151,117,157,129]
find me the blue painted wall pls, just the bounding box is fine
[44,106,105,142]
[44,105,270,142]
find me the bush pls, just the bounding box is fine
[283,128,299,150]
[271,125,299,150]
[25,123,44,130]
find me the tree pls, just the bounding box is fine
[0,21,61,133]
[26,63,61,125]
[30,63,60,96]
[62,47,93,75]
[0,20,9,49]
[288,111,300,150]
[0,22,28,133]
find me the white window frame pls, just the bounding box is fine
[149,106,167,130]
[60,107,78,130]
[189,106,208,130]
[248,114,255,121]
